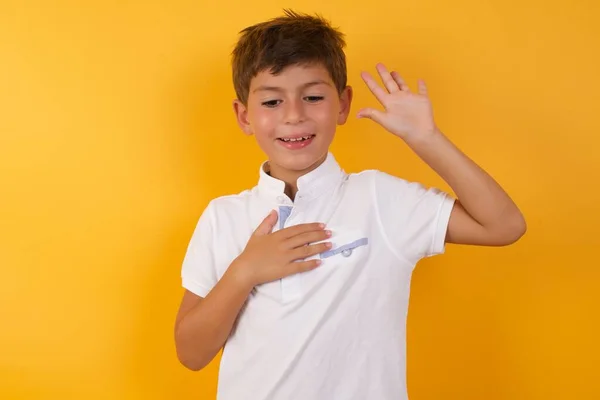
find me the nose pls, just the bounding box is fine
[283,99,305,125]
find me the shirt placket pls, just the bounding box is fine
[277,202,304,303]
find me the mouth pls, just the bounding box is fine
[276,134,316,150]
[277,134,316,143]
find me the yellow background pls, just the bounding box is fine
[2,1,599,399]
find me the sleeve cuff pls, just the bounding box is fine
[429,195,456,256]
[182,278,212,298]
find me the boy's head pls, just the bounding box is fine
[231,10,353,179]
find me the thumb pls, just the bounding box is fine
[253,209,278,236]
[357,108,386,125]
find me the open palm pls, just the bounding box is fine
[357,63,437,140]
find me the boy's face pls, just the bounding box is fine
[233,63,352,179]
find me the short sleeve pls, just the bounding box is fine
[373,170,455,263]
[181,201,218,298]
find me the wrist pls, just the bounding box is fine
[227,258,257,292]
[403,126,444,148]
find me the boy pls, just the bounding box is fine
[174,9,526,400]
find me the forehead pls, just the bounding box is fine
[249,63,334,92]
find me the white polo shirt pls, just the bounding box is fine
[181,152,455,400]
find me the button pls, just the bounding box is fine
[277,196,285,203]
[341,248,352,257]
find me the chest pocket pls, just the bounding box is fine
[320,237,369,259]
[249,228,370,305]
[308,227,370,269]
[294,228,371,297]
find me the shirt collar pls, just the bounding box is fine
[256,152,346,203]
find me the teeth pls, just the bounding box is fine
[281,135,312,142]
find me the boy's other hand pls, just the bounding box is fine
[357,63,437,141]
[231,210,332,289]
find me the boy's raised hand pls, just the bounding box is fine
[231,210,332,289]
[357,63,437,141]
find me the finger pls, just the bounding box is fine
[290,242,332,261]
[391,71,410,92]
[376,63,400,93]
[286,259,323,275]
[276,222,325,239]
[357,107,385,125]
[284,229,332,249]
[253,210,278,236]
[417,79,428,96]
[360,71,388,105]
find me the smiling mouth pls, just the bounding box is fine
[278,135,315,142]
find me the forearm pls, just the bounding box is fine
[405,128,525,229]
[175,262,253,371]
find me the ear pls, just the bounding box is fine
[337,86,353,125]
[233,99,253,135]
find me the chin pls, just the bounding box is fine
[271,150,327,173]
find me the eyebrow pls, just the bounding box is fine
[252,80,331,93]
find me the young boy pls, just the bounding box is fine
[174,9,526,400]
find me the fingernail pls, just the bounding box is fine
[325,242,332,248]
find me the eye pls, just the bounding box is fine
[261,100,281,108]
[304,96,324,103]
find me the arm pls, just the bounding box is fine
[404,130,526,246]
[175,263,253,371]
[358,63,526,246]
[175,210,330,371]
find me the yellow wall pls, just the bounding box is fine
[2,1,599,399]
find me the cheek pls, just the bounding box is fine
[250,110,278,135]
[310,103,338,128]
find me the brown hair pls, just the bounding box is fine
[231,9,347,105]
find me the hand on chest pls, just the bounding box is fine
[251,204,371,304]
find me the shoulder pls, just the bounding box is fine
[203,188,255,214]
[345,169,452,218]
[345,168,424,196]
[190,188,256,234]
